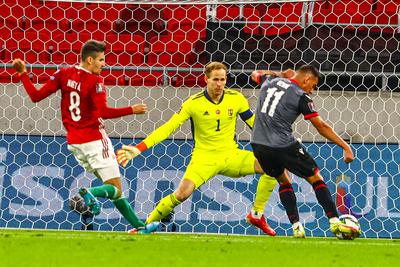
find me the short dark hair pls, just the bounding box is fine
[205,62,228,78]
[80,40,106,62]
[297,65,320,79]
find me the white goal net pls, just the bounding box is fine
[1,0,400,238]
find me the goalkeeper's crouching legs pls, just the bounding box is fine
[146,193,182,223]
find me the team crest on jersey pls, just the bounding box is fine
[228,108,233,117]
[96,83,104,93]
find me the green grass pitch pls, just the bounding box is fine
[1,229,399,267]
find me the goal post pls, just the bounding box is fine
[0,0,399,238]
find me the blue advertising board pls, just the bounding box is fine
[0,134,399,238]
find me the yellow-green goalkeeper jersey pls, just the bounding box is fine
[142,89,255,153]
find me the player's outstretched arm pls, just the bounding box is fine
[12,58,59,102]
[116,103,191,167]
[309,116,354,163]
[12,58,27,74]
[251,69,295,83]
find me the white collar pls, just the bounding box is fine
[75,65,92,74]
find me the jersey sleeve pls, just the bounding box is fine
[237,93,255,128]
[257,74,275,85]
[19,69,62,102]
[299,94,319,120]
[92,79,133,119]
[142,98,191,149]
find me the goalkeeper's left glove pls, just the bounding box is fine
[116,144,144,167]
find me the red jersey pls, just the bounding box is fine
[20,66,133,144]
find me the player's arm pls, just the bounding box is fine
[309,116,354,163]
[92,82,147,119]
[117,101,191,167]
[251,69,295,85]
[299,94,354,163]
[12,58,59,102]
[240,111,254,129]
[237,93,255,129]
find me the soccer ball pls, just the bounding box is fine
[336,214,361,240]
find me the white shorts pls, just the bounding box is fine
[67,138,120,182]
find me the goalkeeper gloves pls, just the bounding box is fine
[116,144,145,167]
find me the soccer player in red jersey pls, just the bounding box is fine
[12,40,158,233]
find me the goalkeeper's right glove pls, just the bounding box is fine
[116,144,145,167]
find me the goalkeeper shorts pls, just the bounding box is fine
[184,149,257,189]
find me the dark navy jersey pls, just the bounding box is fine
[251,75,318,148]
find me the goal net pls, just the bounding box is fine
[1,0,399,238]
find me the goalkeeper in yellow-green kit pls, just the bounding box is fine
[117,62,282,235]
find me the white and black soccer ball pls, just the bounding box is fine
[336,214,361,240]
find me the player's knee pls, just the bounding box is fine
[254,159,265,174]
[306,172,323,184]
[174,179,196,201]
[174,188,194,202]
[174,191,188,202]
[114,188,122,199]
[108,185,122,200]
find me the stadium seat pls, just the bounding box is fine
[312,0,365,26]
[243,6,261,35]
[171,71,206,88]
[115,6,166,40]
[102,69,162,86]
[147,34,200,67]
[71,19,112,34]
[0,2,12,20]
[29,68,57,84]
[130,71,163,86]
[1,23,13,41]
[261,2,304,36]
[106,33,145,65]
[5,31,56,64]
[166,5,206,33]
[364,0,399,32]
[0,39,10,63]
[0,71,12,83]
[216,5,241,20]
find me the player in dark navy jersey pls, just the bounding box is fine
[250,65,360,238]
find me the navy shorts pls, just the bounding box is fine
[251,142,319,178]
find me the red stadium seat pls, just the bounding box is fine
[166,5,206,32]
[216,5,240,20]
[71,19,112,34]
[0,2,12,20]
[171,71,206,88]
[261,2,304,36]
[0,71,13,83]
[102,69,162,86]
[312,0,365,26]
[29,68,57,84]
[5,31,56,64]
[243,6,261,35]
[0,39,11,63]
[147,34,200,67]
[106,33,145,65]
[116,6,166,40]
[363,0,399,32]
